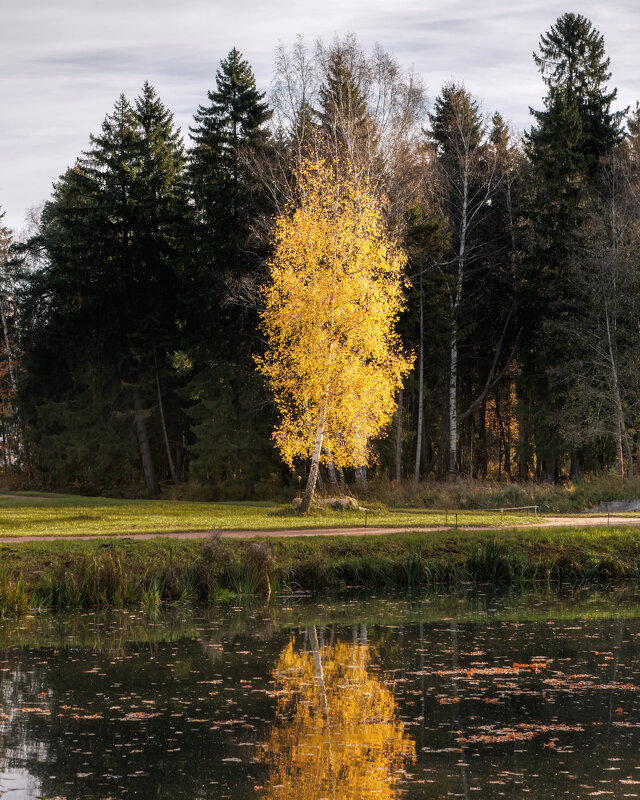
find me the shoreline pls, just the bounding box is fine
[2,526,640,615]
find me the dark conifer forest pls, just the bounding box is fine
[2,14,640,498]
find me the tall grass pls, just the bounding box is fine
[0,568,31,616]
[466,540,536,584]
[361,473,640,512]
[3,526,640,616]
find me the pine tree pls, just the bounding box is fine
[316,41,371,160]
[627,102,640,165]
[185,48,271,343]
[183,50,274,498]
[427,84,510,480]
[184,51,274,493]
[463,112,519,479]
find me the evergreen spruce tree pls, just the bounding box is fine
[19,86,186,495]
[519,13,623,479]
[314,37,385,195]
[465,112,519,479]
[531,13,624,173]
[316,44,371,156]
[627,102,640,165]
[188,47,270,276]
[184,50,274,497]
[427,84,511,479]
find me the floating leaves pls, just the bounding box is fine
[456,723,583,745]
[120,711,161,721]
[434,660,549,678]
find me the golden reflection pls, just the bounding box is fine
[262,627,414,799]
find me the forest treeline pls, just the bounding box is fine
[1,12,640,498]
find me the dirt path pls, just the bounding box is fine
[538,515,640,527]
[1,515,639,543]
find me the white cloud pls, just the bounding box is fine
[1,0,637,231]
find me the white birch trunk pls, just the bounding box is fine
[448,162,468,482]
[299,404,327,513]
[0,299,17,395]
[414,269,423,484]
[395,388,403,484]
[448,327,459,480]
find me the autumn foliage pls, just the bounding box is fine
[258,159,412,510]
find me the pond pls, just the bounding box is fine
[1,586,640,799]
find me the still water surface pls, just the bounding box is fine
[2,587,640,799]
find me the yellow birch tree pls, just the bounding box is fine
[257,159,412,513]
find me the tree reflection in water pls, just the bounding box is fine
[262,626,414,800]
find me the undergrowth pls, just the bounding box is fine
[359,473,640,513]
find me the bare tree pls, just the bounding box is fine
[257,34,426,230]
[0,210,17,396]
[0,207,23,471]
[549,144,640,476]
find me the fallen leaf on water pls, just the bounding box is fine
[121,711,160,721]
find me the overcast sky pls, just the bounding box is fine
[1,0,639,234]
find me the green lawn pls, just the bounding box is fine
[0,491,552,537]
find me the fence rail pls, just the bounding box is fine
[388,505,539,525]
[485,505,539,521]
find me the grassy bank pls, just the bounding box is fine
[2,526,640,615]
[3,470,640,541]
